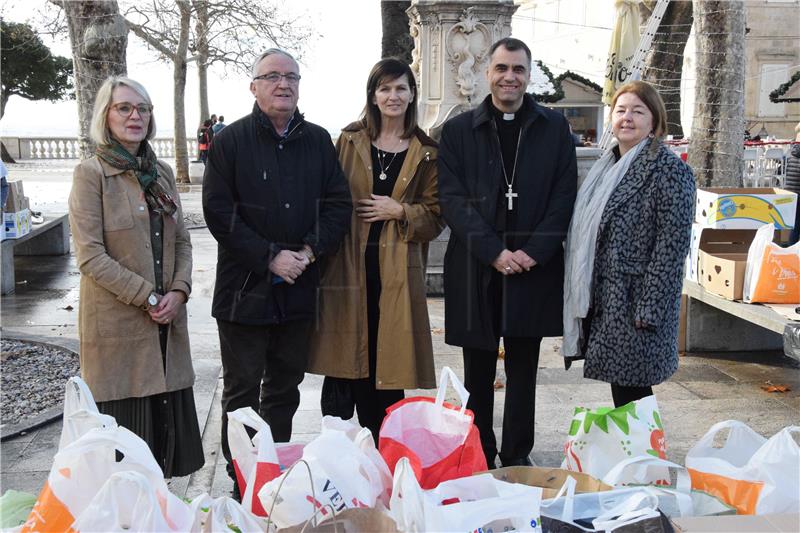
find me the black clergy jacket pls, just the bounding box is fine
[438,94,577,350]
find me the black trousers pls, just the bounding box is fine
[463,336,541,468]
[611,384,653,408]
[218,318,312,479]
[321,269,403,443]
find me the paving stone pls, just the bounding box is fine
[0,471,49,495]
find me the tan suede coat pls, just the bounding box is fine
[307,125,444,389]
[69,156,194,402]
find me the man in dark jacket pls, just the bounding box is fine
[438,38,577,468]
[202,48,351,491]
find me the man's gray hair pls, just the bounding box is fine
[251,48,298,78]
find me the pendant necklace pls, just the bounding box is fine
[376,137,405,181]
[498,130,522,210]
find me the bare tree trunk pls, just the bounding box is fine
[688,1,745,187]
[640,0,693,138]
[53,0,127,159]
[381,1,413,63]
[194,0,209,123]
[173,1,191,183]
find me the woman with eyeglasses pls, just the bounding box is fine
[307,58,444,442]
[68,76,203,477]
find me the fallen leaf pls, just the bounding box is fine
[62,305,74,311]
[430,328,443,335]
[493,379,505,390]
[761,384,791,393]
[498,347,505,359]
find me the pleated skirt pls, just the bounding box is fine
[97,386,205,478]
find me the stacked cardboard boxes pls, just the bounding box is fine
[686,188,798,301]
[2,180,31,241]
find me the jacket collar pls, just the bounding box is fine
[252,102,305,141]
[97,156,129,177]
[601,138,661,223]
[472,93,547,130]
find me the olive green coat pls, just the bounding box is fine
[307,124,443,389]
[69,157,194,402]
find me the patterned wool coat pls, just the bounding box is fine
[583,139,695,386]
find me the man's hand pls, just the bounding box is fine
[269,249,308,284]
[492,249,524,275]
[356,194,405,223]
[511,250,537,271]
[149,291,185,325]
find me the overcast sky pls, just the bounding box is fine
[0,0,382,137]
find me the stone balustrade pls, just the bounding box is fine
[1,136,199,161]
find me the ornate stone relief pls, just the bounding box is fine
[446,7,491,103]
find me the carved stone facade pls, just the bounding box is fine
[408,0,518,138]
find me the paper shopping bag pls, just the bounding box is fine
[562,395,668,483]
[379,366,487,488]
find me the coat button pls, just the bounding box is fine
[284,203,290,208]
[145,243,150,248]
[155,232,160,236]
[139,206,145,211]
[278,144,284,150]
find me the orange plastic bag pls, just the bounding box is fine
[744,224,800,303]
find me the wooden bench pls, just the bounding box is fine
[683,280,800,362]
[1,214,70,295]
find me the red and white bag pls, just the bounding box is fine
[379,366,487,489]
[227,407,281,517]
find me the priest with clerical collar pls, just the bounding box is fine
[438,37,577,469]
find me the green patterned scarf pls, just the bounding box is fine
[96,140,177,217]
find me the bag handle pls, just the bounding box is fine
[602,455,691,494]
[539,475,577,522]
[592,491,660,529]
[689,420,763,455]
[63,377,99,418]
[435,366,469,415]
[264,459,318,532]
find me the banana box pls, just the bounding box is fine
[696,229,757,300]
[4,208,31,240]
[695,188,797,230]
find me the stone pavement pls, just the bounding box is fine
[2,177,799,502]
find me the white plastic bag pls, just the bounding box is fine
[257,417,392,530]
[389,457,543,532]
[685,420,800,515]
[744,223,800,303]
[541,476,663,532]
[71,471,174,532]
[22,426,194,532]
[227,407,281,517]
[562,395,668,483]
[190,493,267,533]
[58,376,116,450]
[602,456,693,517]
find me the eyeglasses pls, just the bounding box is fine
[111,102,153,117]
[253,72,301,85]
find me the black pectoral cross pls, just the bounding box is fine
[505,186,518,210]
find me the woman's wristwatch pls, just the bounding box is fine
[141,292,160,311]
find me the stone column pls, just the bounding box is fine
[408,0,518,139]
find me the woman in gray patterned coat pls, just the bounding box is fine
[563,81,695,407]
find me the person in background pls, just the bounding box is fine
[0,160,8,209]
[198,119,212,163]
[785,123,800,246]
[438,37,577,468]
[202,48,351,500]
[563,80,695,408]
[212,115,226,134]
[68,76,203,477]
[307,58,443,442]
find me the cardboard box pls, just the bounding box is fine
[482,466,612,500]
[3,180,25,212]
[695,188,797,230]
[685,224,704,282]
[696,229,756,300]
[4,208,31,239]
[671,513,800,532]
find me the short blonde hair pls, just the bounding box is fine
[89,76,156,146]
[611,81,668,141]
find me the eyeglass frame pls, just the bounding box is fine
[110,102,154,118]
[252,71,302,84]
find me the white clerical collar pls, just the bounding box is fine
[503,113,515,121]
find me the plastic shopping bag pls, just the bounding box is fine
[562,395,668,483]
[59,376,116,450]
[227,407,282,517]
[189,493,267,533]
[71,471,175,532]
[541,477,669,532]
[744,223,800,303]
[601,456,695,518]
[379,366,487,488]
[685,421,800,515]
[0,490,37,530]
[257,417,392,530]
[389,457,543,532]
[21,426,194,533]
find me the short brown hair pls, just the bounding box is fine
[362,58,417,140]
[611,81,668,140]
